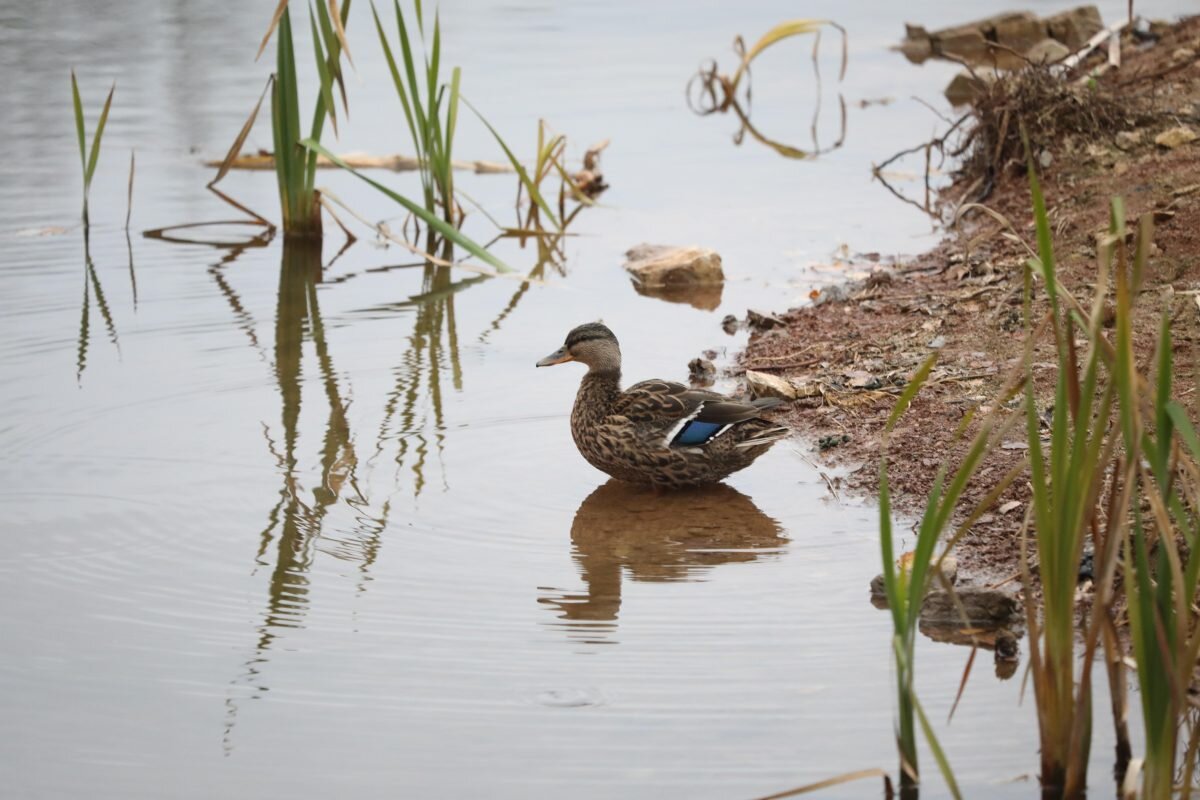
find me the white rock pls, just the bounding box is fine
[1155,126,1198,149]
[744,370,797,401]
[622,244,724,288]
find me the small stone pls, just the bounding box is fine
[1155,126,1198,149]
[1039,149,1053,168]
[847,370,882,390]
[993,13,1047,55]
[746,309,785,331]
[929,335,946,349]
[1172,47,1197,62]
[622,244,724,288]
[1045,5,1104,50]
[944,68,999,106]
[900,23,934,63]
[721,314,739,335]
[934,27,989,62]
[994,629,1020,662]
[744,370,797,401]
[1025,38,1071,64]
[1115,129,1142,150]
[688,357,716,386]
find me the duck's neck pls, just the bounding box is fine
[572,367,621,428]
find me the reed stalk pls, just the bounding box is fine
[70,71,114,230]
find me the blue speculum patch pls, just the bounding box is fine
[672,420,723,446]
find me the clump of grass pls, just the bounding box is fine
[876,348,1029,799]
[993,131,1200,799]
[1115,241,1200,800]
[371,0,460,226]
[70,71,114,230]
[259,0,352,240]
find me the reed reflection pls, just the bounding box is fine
[76,231,120,383]
[376,256,475,496]
[539,480,787,644]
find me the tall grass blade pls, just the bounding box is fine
[85,83,115,188]
[463,98,561,230]
[886,352,937,433]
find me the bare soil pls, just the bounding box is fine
[740,16,1200,585]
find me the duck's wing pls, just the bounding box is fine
[614,380,783,445]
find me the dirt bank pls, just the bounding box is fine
[740,15,1200,584]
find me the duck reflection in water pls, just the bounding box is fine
[539,480,786,643]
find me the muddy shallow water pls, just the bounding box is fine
[0,1,1190,797]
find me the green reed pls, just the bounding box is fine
[302,1,509,271]
[265,0,351,240]
[70,70,114,229]
[371,0,459,225]
[1014,131,1200,797]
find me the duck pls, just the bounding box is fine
[536,322,790,488]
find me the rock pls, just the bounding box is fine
[944,67,999,106]
[810,283,849,307]
[995,629,1020,661]
[1025,38,1071,64]
[869,556,958,600]
[919,586,1020,626]
[744,370,797,401]
[720,314,740,335]
[1114,129,1144,150]
[623,244,724,288]
[1155,126,1198,149]
[993,12,1047,54]
[1044,5,1103,50]
[900,23,934,63]
[935,26,990,61]
[746,309,785,331]
[1172,47,1196,62]
[688,357,715,386]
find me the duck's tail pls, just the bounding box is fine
[734,423,791,449]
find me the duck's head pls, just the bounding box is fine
[536,322,621,372]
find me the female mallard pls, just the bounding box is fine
[536,322,789,488]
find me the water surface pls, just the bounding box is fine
[0,1,1184,796]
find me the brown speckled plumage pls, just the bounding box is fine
[537,323,789,488]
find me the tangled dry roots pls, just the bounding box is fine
[958,65,1144,191]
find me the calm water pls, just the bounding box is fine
[0,1,1186,797]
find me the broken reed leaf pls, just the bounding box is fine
[211,76,273,188]
[302,137,512,273]
[729,19,848,92]
[749,768,888,800]
[256,0,291,60]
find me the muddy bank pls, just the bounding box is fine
[739,15,1200,584]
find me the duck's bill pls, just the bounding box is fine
[536,346,573,367]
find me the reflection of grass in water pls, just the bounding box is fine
[687,20,847,160]
[376,259,467,496]
[76,234,120,384]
